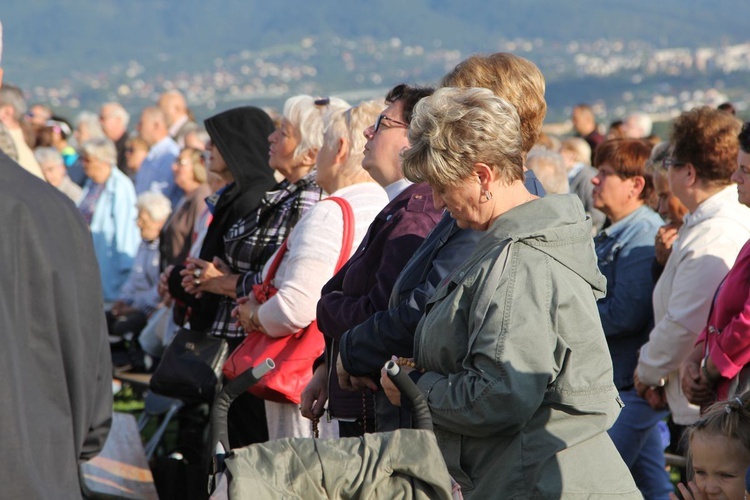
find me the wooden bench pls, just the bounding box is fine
[81,412,158,499]
[114,370,153,392]
[665,452,687,469]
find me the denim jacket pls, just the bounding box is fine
[595,204,663,390]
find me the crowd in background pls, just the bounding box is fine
[4,50,750,499]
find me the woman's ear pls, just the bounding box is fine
[334,137,349,165]
[632,175,646,196]
[684,163,697,187]
[300,147,319,167]
[474,162,495,188]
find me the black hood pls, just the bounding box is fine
[198,106,278,263]
[204,106,276,193]
[178,107,278,332]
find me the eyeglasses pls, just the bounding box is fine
[175,158,191,167]
[314,97,330,106]
[663,157,687,169]
[374,114,408,134]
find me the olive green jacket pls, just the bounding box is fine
[415,195,641,499]
[224,429,454,499]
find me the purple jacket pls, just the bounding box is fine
[316,182,442,420]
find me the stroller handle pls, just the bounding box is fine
[385,361,433,431]
[211,358,275,453]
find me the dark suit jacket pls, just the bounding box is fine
[0,153,113,497]
[316,182,442,418]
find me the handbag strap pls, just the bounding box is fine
[262,196,355,284]
[327,196,355,272]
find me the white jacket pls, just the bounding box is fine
[637,185,750,424]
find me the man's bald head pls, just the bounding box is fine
[158,90,188,127]
[137,106,169,146]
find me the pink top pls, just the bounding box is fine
[697,238,750,400]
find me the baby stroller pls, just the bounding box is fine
[209,359,458,499]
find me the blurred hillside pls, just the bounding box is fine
[2,1,750,122]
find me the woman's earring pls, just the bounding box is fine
[483,190,493,201]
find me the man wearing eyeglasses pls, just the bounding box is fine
[306,84,443,437]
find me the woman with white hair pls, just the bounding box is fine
[229,101,388,439]
[109,191,172,371]
[77,137,140,306]
[69,110,108,185]
[184,95,349,341]
[35,146,81,202]
[381,87,640,498]
[177,96,348,446]
[525,148,569,195]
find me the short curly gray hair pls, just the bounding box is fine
[402,87,523,188]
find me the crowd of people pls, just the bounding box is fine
[3,18,750,498]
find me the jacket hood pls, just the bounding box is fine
[204,106,277,192]
[489,194,606,297]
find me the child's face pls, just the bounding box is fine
[692,431,750,500]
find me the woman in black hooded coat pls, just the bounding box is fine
[164,107,278,446]
[166,106,277,331]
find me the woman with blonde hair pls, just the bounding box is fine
[159,147,211,269]
[382,87,640,498]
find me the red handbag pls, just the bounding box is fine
[222,197,354,404]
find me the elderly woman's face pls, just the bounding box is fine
[207,142,229,176]
[432,174,487,231]
[40,160,66,187]
[362,101,409,188]
[136,209,165,242]
[268,118,302,174]
[591,163,641,219]
[654,170,687,223]
[80,153,110,183]
[172,151,196,191]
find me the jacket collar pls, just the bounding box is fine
[682,184,739,229]
[597,204,656,240]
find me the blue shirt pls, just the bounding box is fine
[119,239,161,314]
[134,136,182,207]
[594,204,663,390]
[79,168,140,302]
